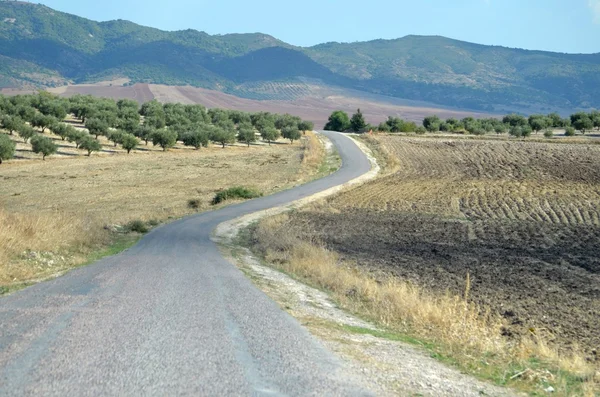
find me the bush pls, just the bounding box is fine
[125,220,149,234]
[187,199,201,209]
[565,126,576,137]
[212,186,262,205]
[0,134,16,165]
[543,129,554,138]
[415,126,427,135]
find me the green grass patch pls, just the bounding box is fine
[212,186,262,205]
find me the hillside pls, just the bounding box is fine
[1,2,600,112]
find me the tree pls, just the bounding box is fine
[282,125,301,143]
[66,129,88,148]
[350,109,367,132]
[509,126,522,138]
[17,124,36,143]
[528,115,548,133]
[385,116,405,132]
[521,125,532,138]
[135,125,156,145]
[547,112,563,128]
[298,120,314,134]
[275,113,301,130]
[494,124,508,134]
[415,126,427,134]
[590,110,600,130]
[324,111,350,132]
[30,135,57,160]
[79,136,102,156]
[210,126,237,148]
[120,134,139,154]
[107,130,124,147]
[16,106,36,122]
[152,129,177,151]
[377,122,391,132]
[117,117,140,134]
[503,114,528,127]
[31,114,57,133]
[86,118,109,138]
[0,133,16,164]
[570,112,594,134]
[261,126,281,145]
[51,123,75,141]
[39,100,67,120]
[237,123,257,147]
[1,115,24,135]
[182,128,209,150]
[564,126,576,137]
[423,115,441,132]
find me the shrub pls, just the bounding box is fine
[415,126,427,135]
[565,126,576,137]
[125,220,149,234]
[212,186,262,205]
[543,129,554,138]
[0,134,16,164]
[30,135,57,160]
[187,199,201,209]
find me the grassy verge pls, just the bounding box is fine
[247,213,599,396]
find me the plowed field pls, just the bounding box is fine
[289,136,600,356]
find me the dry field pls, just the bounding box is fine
[0,129,319,288]
[282,136,600,358]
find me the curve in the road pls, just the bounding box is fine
[0,132,373,396]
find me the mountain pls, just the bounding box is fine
[1,2,600,112]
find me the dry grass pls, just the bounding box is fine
[253,213,599,395]
[0,129,322,287]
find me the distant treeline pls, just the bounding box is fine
[324,109,600,138]
[0,92,315,164]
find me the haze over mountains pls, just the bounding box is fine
[1,2,600,113]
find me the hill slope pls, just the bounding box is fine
[1,2,600,111]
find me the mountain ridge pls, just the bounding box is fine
[1,1,599,112]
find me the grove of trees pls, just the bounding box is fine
[0,92,315,165]
[323,109,600,138]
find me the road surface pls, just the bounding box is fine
[0,132,373,396]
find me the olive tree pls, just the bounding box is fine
[261,126,281,145]
[17,124,36,143]
[79,136,102,156]
[1,115,24,135]
[30,135,57,160]
[31,114,57,133]
[237,122,257,147]
[86,118,109,139]
[152,129,177,151]
[210,125,237,148]
[0,134,16,164]
[120,134,139,154]
[298,120,314,134]
[182,129,209,150]
[282,125,301,143]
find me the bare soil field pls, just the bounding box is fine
[286,136,600,357]
[0,128,317,287]
[41,81,492,126]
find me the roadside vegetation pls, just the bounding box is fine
[324,108,600,138]
[250,135,600,396]
[0,91,321,291]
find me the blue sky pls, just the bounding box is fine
[40,0,600,53]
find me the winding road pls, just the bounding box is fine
[0,132,373,396]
